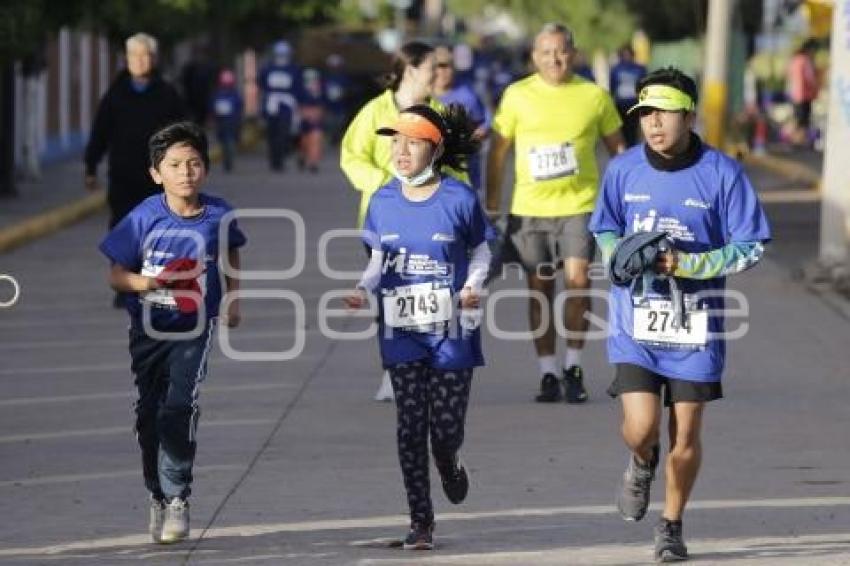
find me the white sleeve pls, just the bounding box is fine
[463,241,492,291]
[356,249,384,292]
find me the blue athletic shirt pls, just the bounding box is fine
[259,63,302,118]
[363,176,493,370]
[589,144,771,382]
[99,193,247,332]
[609,60,647,107]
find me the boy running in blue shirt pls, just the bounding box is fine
[589,68,770,562]
[99,121,246,544]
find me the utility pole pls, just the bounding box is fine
[702,0,735,149]
[0,62,16,197]
[818,1,850,269]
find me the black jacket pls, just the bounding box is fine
[609,231,685,325]
[85,70,185,199]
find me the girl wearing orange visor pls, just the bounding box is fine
[345,104,494,550]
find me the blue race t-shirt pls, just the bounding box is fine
[324,71,350,113]
[609,61,647,107]
[212,88,243,127]
[99,193,247,332]
[589,144,771,382]
[437,83,490,129]
[363,176,493,370]
[259,63,302,118]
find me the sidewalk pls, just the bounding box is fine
[0,158,106,253]
[0,133,239,253]
[743,143,822,189]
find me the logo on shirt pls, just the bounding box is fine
[633,210,696,242]
[146,250,175,259]
[625,193,651,203]
[380,233,400,242]
[683,198,711,210]
[432,233,455,242]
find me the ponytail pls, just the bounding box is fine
[435,104,480,172]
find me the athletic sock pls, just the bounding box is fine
[538,355,558,376]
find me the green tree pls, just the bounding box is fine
[445,0,636,52]
[624,0,762,43]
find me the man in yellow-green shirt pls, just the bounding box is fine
[486,23,624,404]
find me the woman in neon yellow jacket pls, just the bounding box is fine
[341,41,467,229]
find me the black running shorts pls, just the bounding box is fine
[607,363,723,407]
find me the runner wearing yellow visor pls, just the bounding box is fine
[627,83,696,115]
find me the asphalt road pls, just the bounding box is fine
[0,150,848,565]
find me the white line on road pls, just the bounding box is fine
[0,353,317,377]
[357,532,850,565]
[0,328,319,351]
[0,302,319,330]
[0,382,296,407]
[2,497,850,558]
[0,418,274,444]
[0,362,129,376]
[0,464,242,490]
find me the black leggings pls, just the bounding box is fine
[388,360,473,525]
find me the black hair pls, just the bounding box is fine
[380,41,434,92]
[636,66,698,107]
[149,121,210,170]
[401,103,481,173]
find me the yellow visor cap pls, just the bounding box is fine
[627,84,695,114]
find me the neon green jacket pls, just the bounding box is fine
[340,89,468,227]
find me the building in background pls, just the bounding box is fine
[12,28,121,180]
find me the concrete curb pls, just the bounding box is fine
[0,190,107,254]
[743,153,822,189]
[0,141,238,255]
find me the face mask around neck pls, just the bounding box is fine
[392,148,440,187]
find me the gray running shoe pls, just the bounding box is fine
[616,445,659,521]
[654,519,688,562]
[148,496,165,543]
[160,498,190,543]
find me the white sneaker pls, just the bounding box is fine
[374,370,394,402]
[160,498,190,543]
[148,496,165,543]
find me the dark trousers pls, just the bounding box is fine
[217,130,237,172]
[617,105,642,148]
[388,360,473,525]
[107,182,160,228]
[266,113,293,170]
[129,322,216,501]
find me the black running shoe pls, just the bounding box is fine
[403,521,434,550]
[563,365,588,404]
[535,373,562,403]
[437,456,469,504]
[654,518,688,562]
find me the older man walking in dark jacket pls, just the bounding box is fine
[85,32,185,228]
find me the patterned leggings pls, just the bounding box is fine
[388,360,473,526]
